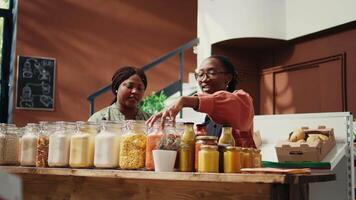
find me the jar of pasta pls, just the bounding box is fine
[20,123,39,166]
[94,121,124,168]
[69,122,99,168]
[198,145,219,173]
[119,120,147,169]
[224,146,241,173]
[195,136,218,171]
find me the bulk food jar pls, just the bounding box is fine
[20,123,39,166]
[119,120,147,169]
[198,145,219,173]
[179,122,195,172]
[69,122,99,168]
[195,136,218,171]
[146,121,178,170]
[224,146,241,173]
[94,121,124,168]
[48,121,75,167]
[36,121,55,167]
[0,125,20,165]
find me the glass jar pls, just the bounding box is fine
[252,149,262,168]
[179,122,195,172]
[145,121,163,170]
[0,126,20,165]
[195,124,208,137]
[20,123,39,166]
[241,148,252,168]
[17,126,25,164]
[198,145,219,173]
[94,121,124,168]
[195,136,218,171]
[69,122,99,168]
[48,121,73,167]
[224,146,241,173]
[218,126,235,146]
[119,120,147,169]
[36,121,54,167]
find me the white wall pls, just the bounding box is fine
[197,0,356,65]
[286,0,356,39]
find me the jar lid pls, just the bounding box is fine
[225,146,242,151]
[183,122,194,125]
[196,136,218,140]
[200,145,218,150]
[196,123,206,127]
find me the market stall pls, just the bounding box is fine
[0,166,335,200]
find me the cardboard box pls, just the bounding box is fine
[275,126,336,162]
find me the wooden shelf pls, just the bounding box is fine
[0,166,335,185]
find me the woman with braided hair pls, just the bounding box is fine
[88,66,150,122]
[147,55,255,148]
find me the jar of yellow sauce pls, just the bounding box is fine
[252,149,262,168]
[218,126,235,146]
[198,145,219,173]
[241,148,252,168]
[179,122,195,172]
[195,136,218,171]
[224,146,241,173]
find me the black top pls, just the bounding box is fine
[204,115,222,138]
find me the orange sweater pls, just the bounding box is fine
[197,90,256,148]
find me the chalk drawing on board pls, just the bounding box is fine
[16,56,56,110]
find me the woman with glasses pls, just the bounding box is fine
[88,66,151,122]
[146,55,255,148]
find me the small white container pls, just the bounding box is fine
[152,150,177,172]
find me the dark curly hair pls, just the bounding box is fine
[111,66,147,104]
[208,55,238,92]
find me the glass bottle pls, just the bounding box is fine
[241,148,252,168]
[179,122,195,172]
[224,146,241,173]
[195,124,208,137]
[69,122,99,168]
[20,123,39,166]
[218,126,235,146]
[48,121,72,167]
[252,149,262,168]
[94,121,124,168]
[195,136,218,171]
[198,145,219,173]
[119,120,147,169]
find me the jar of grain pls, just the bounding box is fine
[20,123,39,166]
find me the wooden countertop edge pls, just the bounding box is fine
[0,166,335,184]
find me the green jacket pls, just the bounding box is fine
[88,103,151,122]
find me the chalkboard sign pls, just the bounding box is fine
[16,56,56,111]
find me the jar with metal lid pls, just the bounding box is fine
[0,126,20,165]
[218,126,235,146]
[224,146,241,173]
[94,121,124,168]
[195,136,218,171]
[69,122,99,168]
[179,122,195,172]
[36,121,54,167]
[252,149,262,168]
[48,121,74,167]
[198,145,219,173]
[20,123,39,166]
[241,148,253,168]
[119,120,147,169]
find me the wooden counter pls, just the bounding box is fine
[0,166,335,200]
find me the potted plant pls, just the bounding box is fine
[152,133,180,172]
[139,91,167,115]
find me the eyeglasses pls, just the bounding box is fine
[194,69,226,80]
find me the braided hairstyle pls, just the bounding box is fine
[111,66,147,104]
[209,55,238,92]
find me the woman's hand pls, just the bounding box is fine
[146,97,184,128]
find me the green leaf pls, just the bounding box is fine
[139,91,168,115]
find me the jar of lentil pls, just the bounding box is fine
[198,145,219,173]
[195,136,218,171]
[119,120,147,169]
[224,146,241,173]
[36,121,54,167]
[0,126,20,165]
